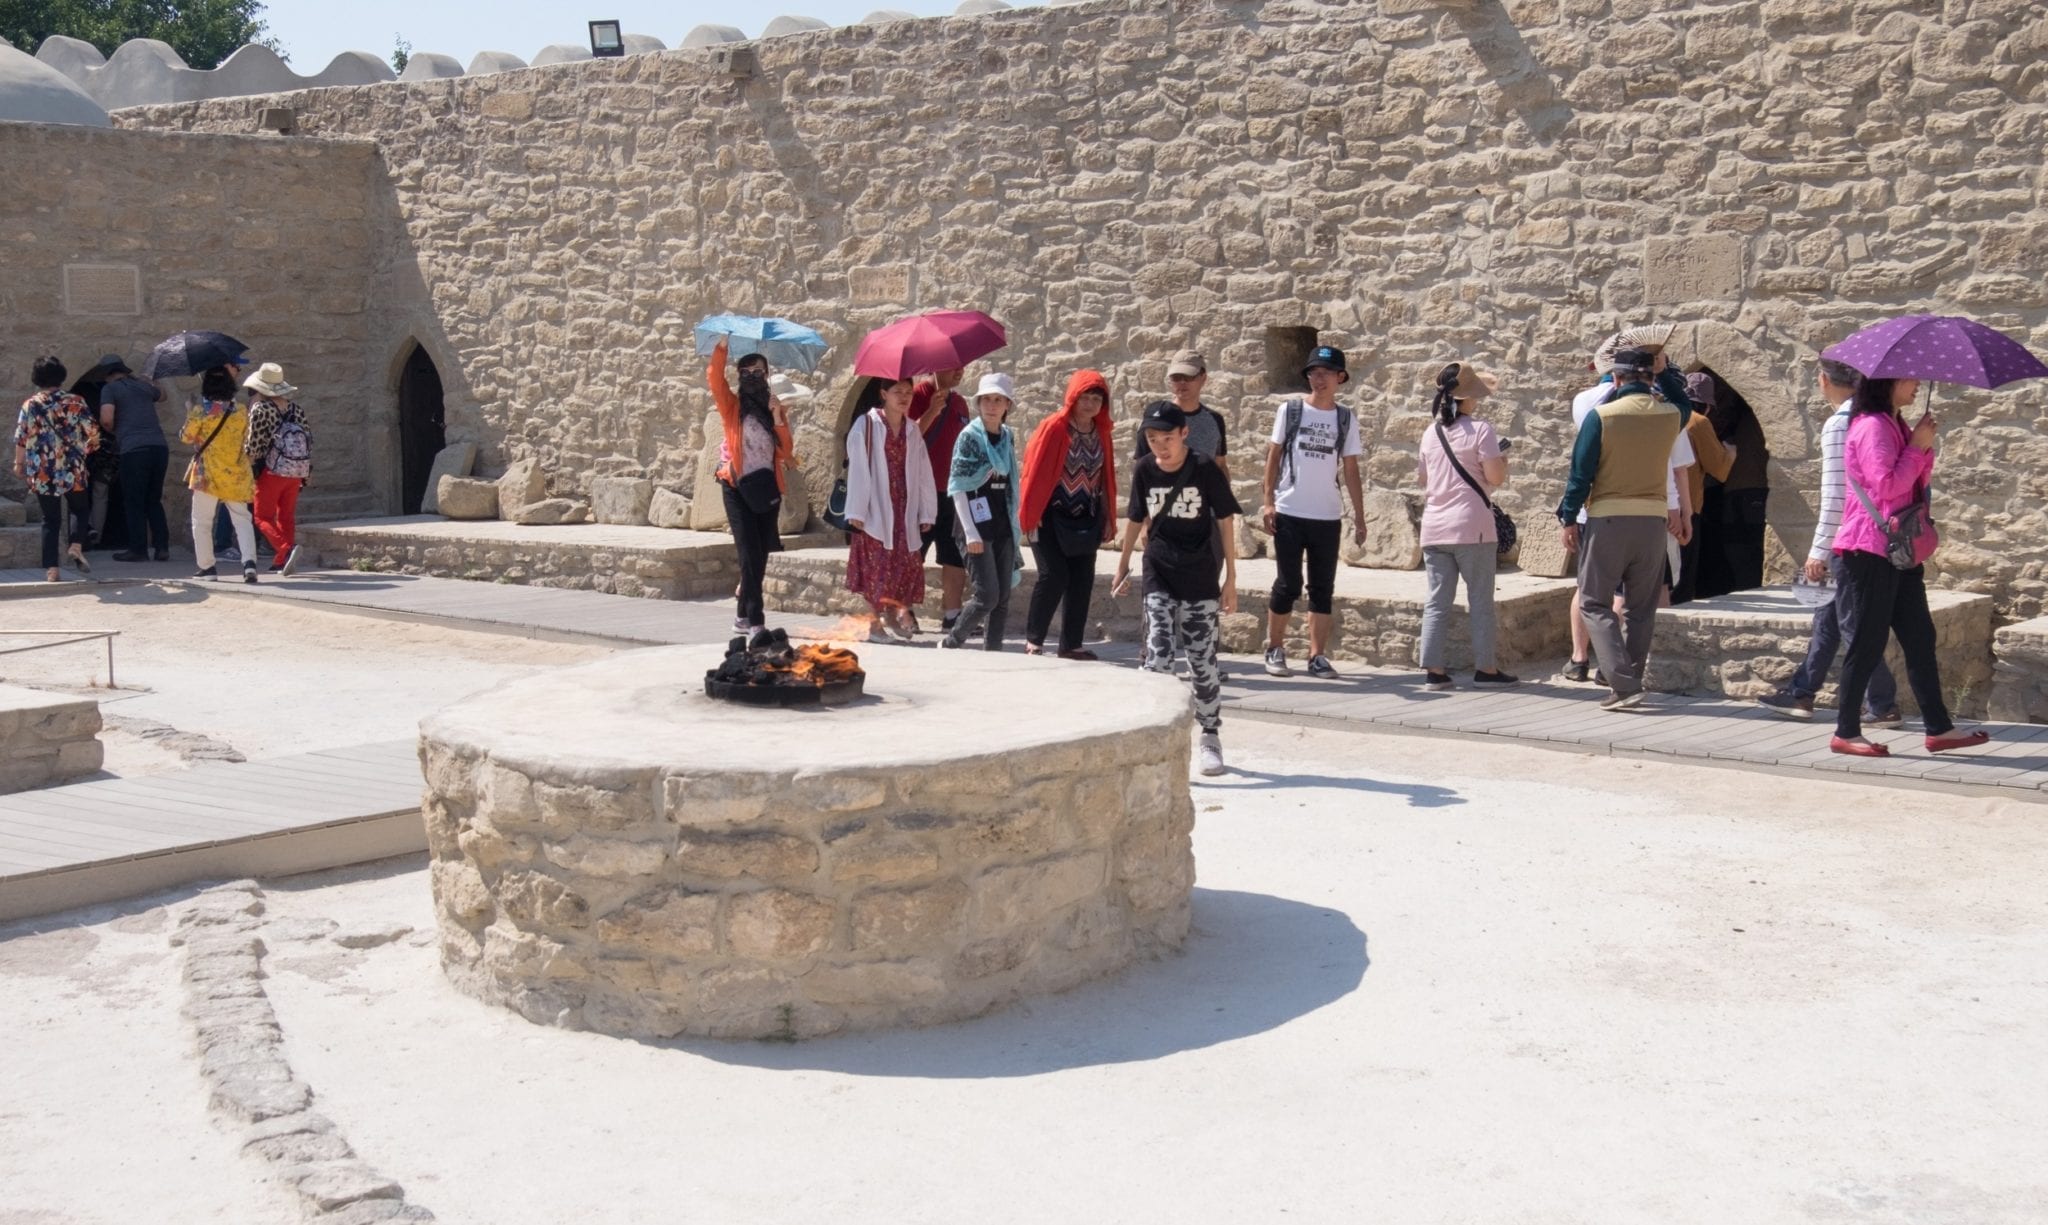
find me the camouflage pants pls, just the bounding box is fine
[1143,591,1222,734]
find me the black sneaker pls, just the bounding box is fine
[1307,655,1339,679]
[1424,670,1454,691]
[243,562,259,585]
[1756,692,1815,720]
[1865,707,1904,729]
[153,549,170,562]
[193,565,217,580]
[1473,670,1518,686]
[1563,659,1591,683]
[1600,689,1645,712]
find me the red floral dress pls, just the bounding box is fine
[845,422,926,612]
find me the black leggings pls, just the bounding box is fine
[1834,550,1953,739]
[721,483,780,629]
[1026,533,1097,653]
[37,490,90,569]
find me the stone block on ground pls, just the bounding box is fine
[777,464,811,535]
[689,422,729,532]
[1516,526,1574,579]
[512,498,590,526]
[648,487,691,528]
[591,476,653,526]
[0,500,23,527]
[436,476,499,521]
[419,442,478,514]
[497,458,546,521]
[1346,487,1421,569]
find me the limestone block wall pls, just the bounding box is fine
[1989,616,2048,724]
[111,0,2048,620]
[296,519,744,600]
[1650,589,1996,719]
[0,123,384,534]
[0,684,104,794]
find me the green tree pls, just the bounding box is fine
[390,32,409,74]
[0,0,283,71]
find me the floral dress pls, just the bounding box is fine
[845,422,927,611]
[12,391,97,496]
[179,398,255,503]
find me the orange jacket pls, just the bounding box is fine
[1019,369,1117,540]
[708,337,795,491]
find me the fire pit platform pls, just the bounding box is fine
[418,645,1197,1040]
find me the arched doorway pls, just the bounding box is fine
[1691,366,1772,600]
[397,343,446,515]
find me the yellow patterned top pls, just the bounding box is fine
[180,399,255,502]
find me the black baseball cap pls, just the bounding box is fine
[1304,345,1348,381]
[1141,400,1187,432]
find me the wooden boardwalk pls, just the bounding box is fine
[0,740,423,923]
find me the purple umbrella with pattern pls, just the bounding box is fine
[1821,315,2048,389]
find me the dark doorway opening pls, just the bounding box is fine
[1690,365,1771,601]
[1263,326,1319,394]
[397,343,446,515]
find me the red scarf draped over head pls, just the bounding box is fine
[1019,369,1117,537]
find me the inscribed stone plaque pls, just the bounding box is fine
[850,264,912,305]
[1642,236,1744,305]
[63,264,142,316]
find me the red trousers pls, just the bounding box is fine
[254,472,303,554]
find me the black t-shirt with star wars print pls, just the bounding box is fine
[1126,452,1241,602]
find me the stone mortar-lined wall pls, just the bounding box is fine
[297,521,744,600]
[1650,589,1996,718]
[420,689,1195,1040]
[1989,615,2048,723]
[0,123,385,533]
[0,683,103,793]
[114,0,2048,621]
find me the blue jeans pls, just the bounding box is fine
[1789,555,1897,715]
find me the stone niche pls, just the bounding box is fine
[419,646,1196,1040]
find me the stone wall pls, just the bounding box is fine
[297,518,746,601]
[110,0,2048,621]
[1650,588,1996,719]
[1989,615,2048,724]
[0,123,384,535]
[0,684,104,793]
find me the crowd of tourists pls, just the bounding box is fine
[705,324,1990,773]
[13,351,314,585]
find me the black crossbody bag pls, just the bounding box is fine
[1434,421,1516,557]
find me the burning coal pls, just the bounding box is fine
[705,628,867,707]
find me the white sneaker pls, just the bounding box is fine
[279,545,302,576]
[1197,732,1225,776]
[1264,646,1290,677]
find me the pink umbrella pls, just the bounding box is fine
[853,310,1007,379]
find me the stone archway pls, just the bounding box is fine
[1667,321,1819,586]
[394,341,446,515]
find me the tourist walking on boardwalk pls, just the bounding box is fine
[910,367,970,635]
[1115,401,1241,776]
[243,363,313,576]
[13,355,99,583]
[938,373,1024,651]
[1416,362,1515,690]
[1756,359,1899,726]
[181,366,259,583]
[844,374,936,642]
[1555,347,1690,711]
[1826,377,1987,757]
[1260,344,1366,679]
[1019,369,1119,660]
[708,337,795,635]
[1670,371,1736,605]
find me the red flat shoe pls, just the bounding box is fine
[1926,730,1991,753]
[1830,736,1890,758]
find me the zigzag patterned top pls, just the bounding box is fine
[1047,428,1103,519]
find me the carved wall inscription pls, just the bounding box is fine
[849,264,912,305]
[63,264,142,315]
[1643,236,1744,305]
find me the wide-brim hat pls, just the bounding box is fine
[242,362,297,398]
[974,371,1016,404]
[1453,366,1499,401]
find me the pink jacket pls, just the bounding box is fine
[1834,411,1937,564]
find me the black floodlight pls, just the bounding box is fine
[589,20,625,57]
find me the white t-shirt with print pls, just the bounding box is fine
[1268,400,1362,521]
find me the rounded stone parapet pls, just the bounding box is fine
[421,646,1196,1040]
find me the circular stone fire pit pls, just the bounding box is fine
[418,645,1196,1040]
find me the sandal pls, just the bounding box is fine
[68,546,90,574]
[1829,736,1890,758]
[1022,643,1044,656]
[1925,729,1991,753]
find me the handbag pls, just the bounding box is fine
[1048,505,1101,556]
[1434,422,1516,557]
[1847,474,1932,571]
[822,416,872,533]
[733,467,780,516]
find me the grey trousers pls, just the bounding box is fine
[1143,591,1222,734]
[1578,515,1668,696]
[1421,542,1498,671]
[944,533,1015,650]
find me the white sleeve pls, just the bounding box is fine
[1268,406,1288,446]
[953,491,981,546]
[1666,428,1694,509]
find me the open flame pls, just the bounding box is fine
[762,644,862,686]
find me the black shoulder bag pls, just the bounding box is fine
[1434,421,1516,558]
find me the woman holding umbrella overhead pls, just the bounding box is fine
[843,374,936,641]
[706,336,795,635]
[180,366,260,583]
[1019,370,1119,660]
[13,355,99,582]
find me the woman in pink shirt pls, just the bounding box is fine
[1416,363,1515,690]
[1829,376,1988,757]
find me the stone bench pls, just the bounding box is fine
[764,549,1576,670]
[0,684,104,794]
[1650,587,1997,720]
[1990,616,2048,724]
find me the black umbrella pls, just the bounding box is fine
[140,331,252,379]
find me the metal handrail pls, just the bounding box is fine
[0,631,119,687]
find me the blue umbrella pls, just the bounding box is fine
[693,314,829,375]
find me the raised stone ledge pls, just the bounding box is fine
[420,645,1196,1039]
[1651,587,1996,719]
[0,683,104,795]
[1990,615,2048,724]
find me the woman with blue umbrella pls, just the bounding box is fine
[697,316,822,636]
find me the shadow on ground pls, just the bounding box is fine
[1203,766,1464,808]
[670,887,1369,1077]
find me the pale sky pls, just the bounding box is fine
[260,1,1045,70]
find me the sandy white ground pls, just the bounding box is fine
[0,586,612,773]
[4,719,2043,1225]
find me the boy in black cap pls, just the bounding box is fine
[1115,401,1241,777]
[1260,345,1367,679]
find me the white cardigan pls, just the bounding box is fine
[843,408,938,548]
